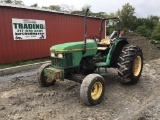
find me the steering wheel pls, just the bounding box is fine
[94,36,100,40]
[88,35,101,44]
[89,35,94,39]
[89,35,100,40]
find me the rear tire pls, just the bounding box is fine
[117,45,143,84]
[37,63,56,87]
[80,74,106,105]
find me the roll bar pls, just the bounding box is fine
[83,9,121,54]
[99,17,121,40]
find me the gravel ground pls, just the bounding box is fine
[0,58,160,120]
[131,59,160,120]
[0,34,160,120]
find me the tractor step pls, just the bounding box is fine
[99,72,107,76]
[44,67,63,81]
[96,68,107,76]
[95,62,108,67]
[95,62,108,76]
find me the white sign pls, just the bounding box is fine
[12,18,46,40]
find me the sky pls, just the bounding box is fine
[22,0,160,18]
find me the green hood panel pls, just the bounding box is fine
[50,40,97,53]
[50,39,98,68]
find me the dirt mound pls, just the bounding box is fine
[126,34,160,63]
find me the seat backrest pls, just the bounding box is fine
[110,31,118,40]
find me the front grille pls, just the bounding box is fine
[51,58,64,67]
[51,53,73,68]
[65,53,73,67]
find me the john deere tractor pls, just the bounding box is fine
[37,9,143,105]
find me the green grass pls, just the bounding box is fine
[0,57,50,69]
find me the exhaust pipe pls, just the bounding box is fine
[83,9,89,55]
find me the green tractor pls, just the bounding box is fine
[37,9,143,105]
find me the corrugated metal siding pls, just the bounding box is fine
[0,6,105,63]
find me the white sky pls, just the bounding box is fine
[22,0,160,18]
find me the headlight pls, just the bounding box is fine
[51,53,55,57]
[58,53,63,58]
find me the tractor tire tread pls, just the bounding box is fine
[80,74,105,105]
[37,63,56,87]
[118,45,143,85]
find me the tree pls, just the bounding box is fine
[0,0,24,5]
[148,15,159,25]
[49,5,60,11]
[42,6,49,9]
[42,5,61,11]
[90,12,106,18]
[13,0,23,5]
[68,5,75,13]
[71,10,83,15]
[134,16,159,38]
[147,15,159,31]
[71,5,91,16]
[81,4,91,12]
[106,13,116,18]
[42,4,75,13]
[0,0,13,3]
[71,5,107,18]
[117,3,136,31]
[151,22,160,40]
[136,25,150,37]
[31,3,38,7]
[60,4,70,13]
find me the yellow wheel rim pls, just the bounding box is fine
[91,82,103,100]
[133,56,142,76]
[45,77,53,83]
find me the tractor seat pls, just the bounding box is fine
[110,31,118,40]
[97,37,110,45]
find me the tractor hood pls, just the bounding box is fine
[50,39,97,53]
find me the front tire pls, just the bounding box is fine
[118,45,143,84]
[80,74,106,105]
[37,63,56,87]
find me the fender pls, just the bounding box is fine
[106,39,129,67]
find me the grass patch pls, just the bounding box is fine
[0,57,50,69]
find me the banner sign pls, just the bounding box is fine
[12,18,46,40]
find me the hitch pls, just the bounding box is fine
[44,67,63,82]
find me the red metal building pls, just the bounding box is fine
[0,4,105,63]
